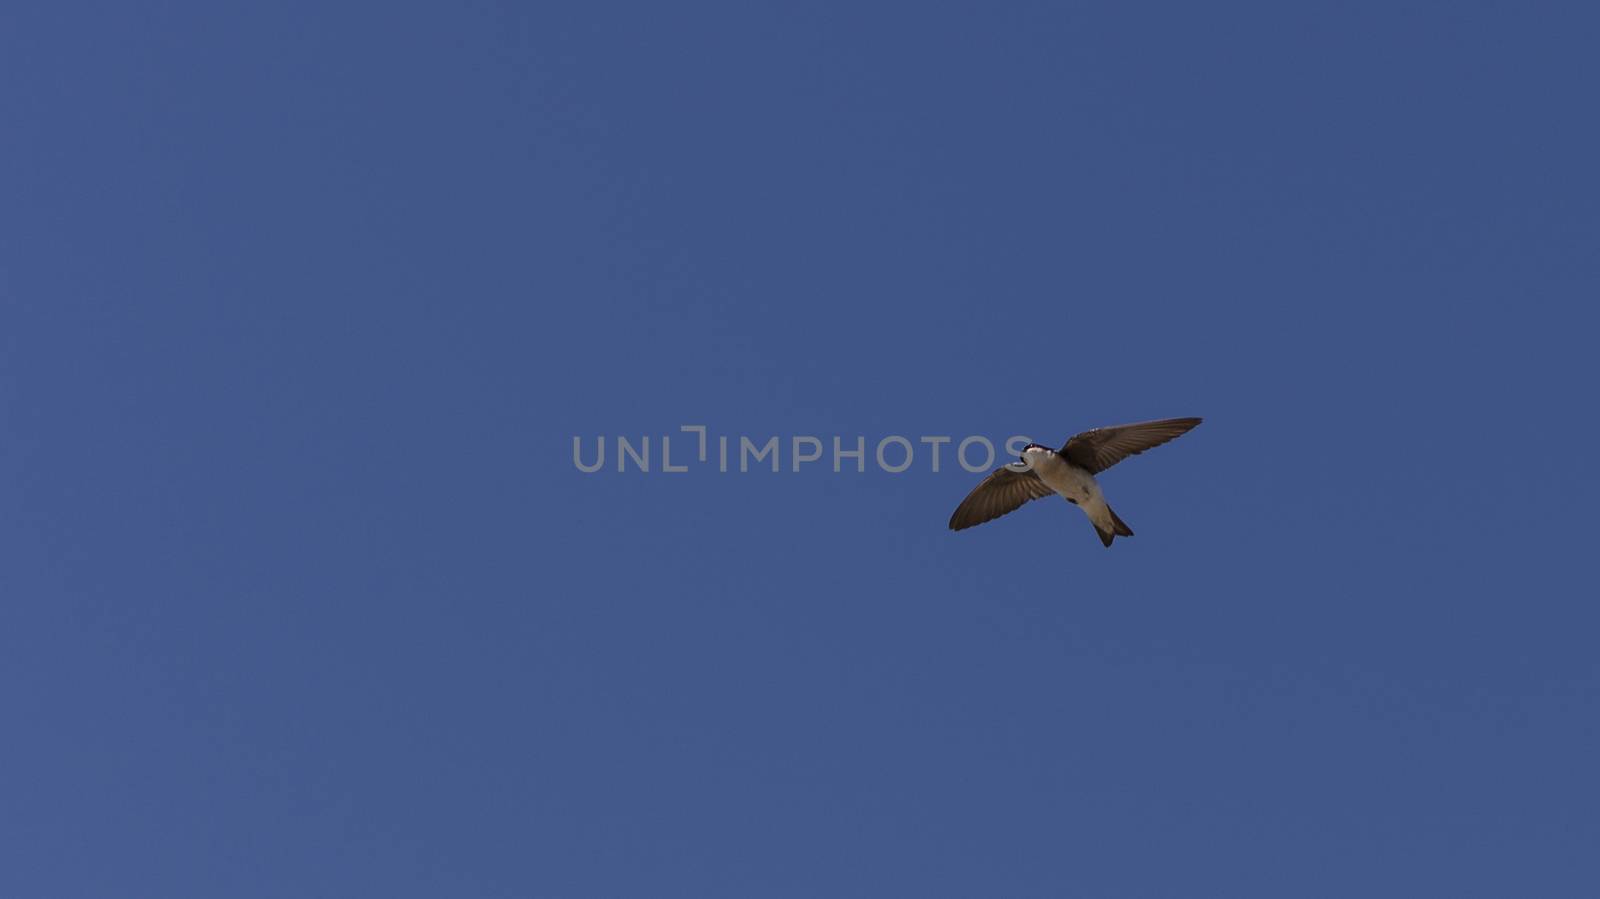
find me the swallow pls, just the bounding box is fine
[948,417,1202,547]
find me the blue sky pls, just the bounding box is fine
[5,1,1599,896]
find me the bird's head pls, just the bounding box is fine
[1018,443,1050,468]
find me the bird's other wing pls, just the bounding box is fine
[948,467,1056,531]
[1060,417,1202,474]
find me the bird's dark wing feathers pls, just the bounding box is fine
[948,467,1056,531]
[1060,417,1202,474]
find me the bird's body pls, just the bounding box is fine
[1019,446,1120,542]
[948,417,1201,547]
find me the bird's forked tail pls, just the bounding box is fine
[1093,504,1135,547]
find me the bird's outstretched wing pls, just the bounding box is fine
[1061,417,1202,474]
[948,467,1056,531]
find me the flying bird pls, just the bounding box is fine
[948,417,1202,547]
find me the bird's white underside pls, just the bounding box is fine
[1021,447,1114,530]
